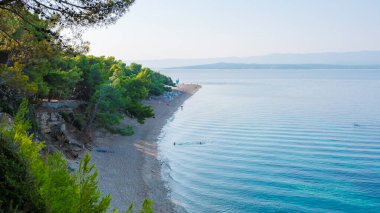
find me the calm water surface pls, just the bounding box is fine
[158,69,380,212]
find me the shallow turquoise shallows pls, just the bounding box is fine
[158,69,380,213]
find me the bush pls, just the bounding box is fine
[0,100,154,212]
[107,126,134,136]
[1,100,109,212]
[0,136,46,212]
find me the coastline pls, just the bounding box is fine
[91,84,201,212]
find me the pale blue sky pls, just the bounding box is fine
[83,0,380,60]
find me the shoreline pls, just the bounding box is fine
[91,84,201,212]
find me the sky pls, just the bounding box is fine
[83,0,380,60]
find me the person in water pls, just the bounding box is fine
[173,142,176,146]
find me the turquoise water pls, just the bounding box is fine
[158,69,380,212]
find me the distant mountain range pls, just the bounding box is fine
[125,51,380,69]
[170,63,380,70]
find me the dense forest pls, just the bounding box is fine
[0,0,172,212]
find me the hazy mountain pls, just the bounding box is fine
[125,51,380,69]
[170,63,380,70]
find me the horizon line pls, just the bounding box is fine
[123,50,380,62]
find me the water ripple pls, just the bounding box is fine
[159,70,380,212]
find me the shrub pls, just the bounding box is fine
[0,100,154,212]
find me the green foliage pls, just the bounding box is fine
[43,63,82,100]
[128,63,143,75]
[41,153,79,213]
[0,62,38,95]
[1,2,159,212]
[0,8,60,114]
[124,102,154,124]
[75,55,110,100]
[144,69,174,96]
[0,100,155,212]
[77,153,111,213]
[0,0,136,28]
[8,100,80,212]
[1,41,172,132]
[1,10,173,129]
[88,83,128,129]
[139,199,154,213]
[80,57,172,129]
[0,135,46,212]
[125,203,134,213]
[108,126,134,136]
[0,100,112,212]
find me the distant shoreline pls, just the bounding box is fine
[126,50,380,69]
[168,63,380,70]
[90,84,201,212]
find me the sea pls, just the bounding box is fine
[158,69,380,213]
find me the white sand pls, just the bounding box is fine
[91,84,201,212]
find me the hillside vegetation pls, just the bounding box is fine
[0,0,172,212]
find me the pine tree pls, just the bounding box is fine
[77,152,111,213]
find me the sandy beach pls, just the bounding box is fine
[90,84,201,212]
